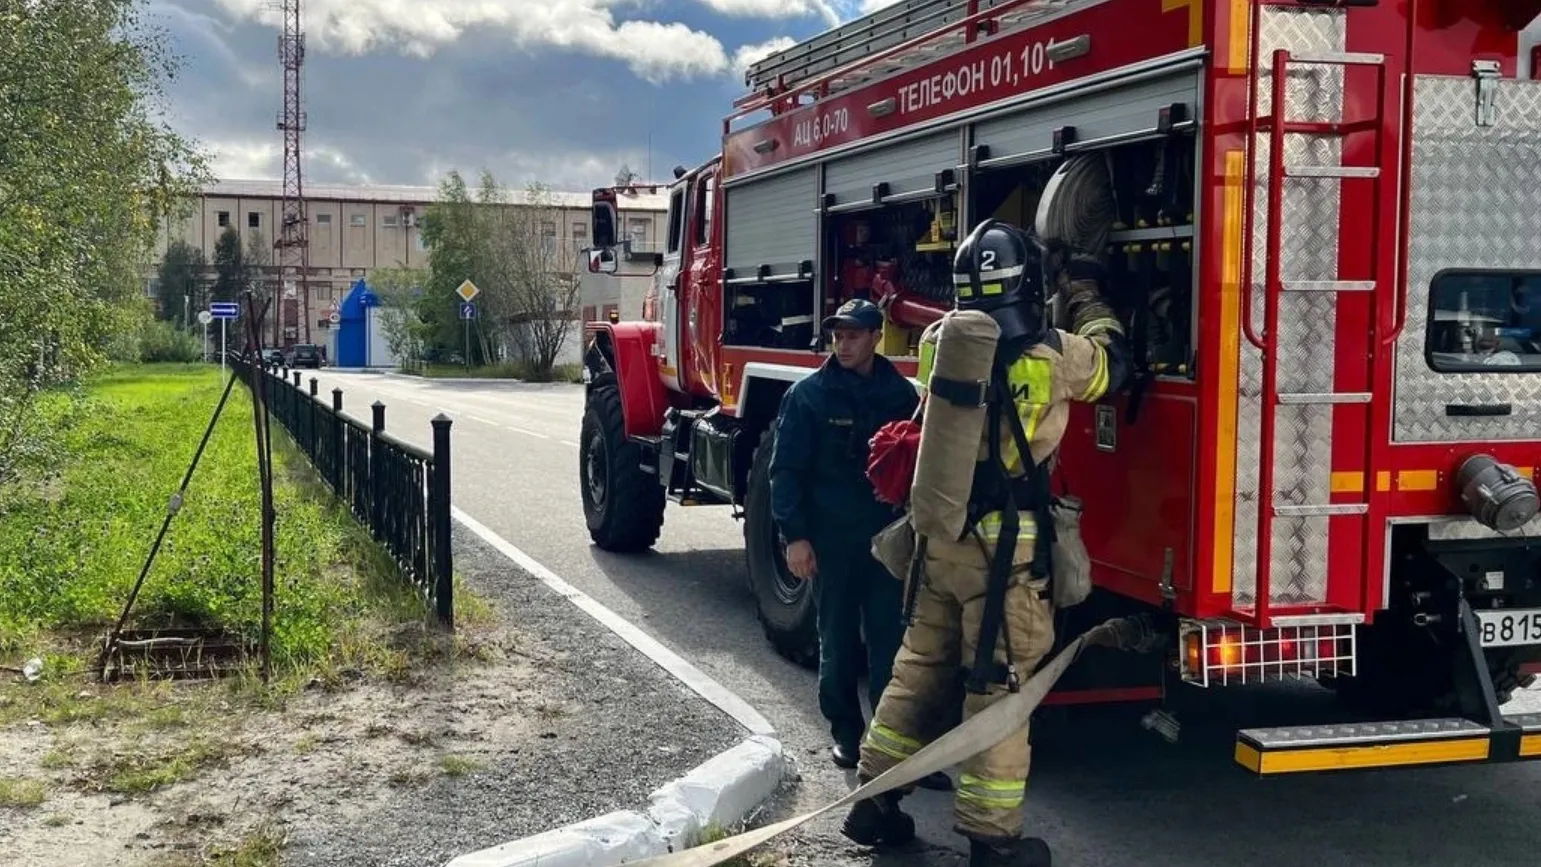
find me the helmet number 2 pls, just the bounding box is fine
[980,249,997,271]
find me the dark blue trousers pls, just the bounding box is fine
[811,528,906,750]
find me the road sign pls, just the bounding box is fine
[328,310,340,324]
[455,279,480,303]
[459,301,477,320]
[209,302,239,320]
[197,311,213,326]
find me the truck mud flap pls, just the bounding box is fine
[1235,714,1541,775]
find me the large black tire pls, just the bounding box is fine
[579,385,664,552]
[744,429,819,669]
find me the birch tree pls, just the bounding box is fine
[0,0,208,488]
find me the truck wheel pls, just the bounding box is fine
[579,385,664,552]
[744,429,819,669]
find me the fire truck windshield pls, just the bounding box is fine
[1426,270,1541,373]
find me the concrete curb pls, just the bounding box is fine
[444,735,788,867]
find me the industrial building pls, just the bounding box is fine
[150,179,669,358]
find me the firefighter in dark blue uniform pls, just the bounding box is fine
[769,298,952,792]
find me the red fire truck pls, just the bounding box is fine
[578,0,1541,774]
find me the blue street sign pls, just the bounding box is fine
[459,301,477,320]
[209,302,239,320]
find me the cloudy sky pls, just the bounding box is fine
[152,0,901,193]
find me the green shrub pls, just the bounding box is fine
[135,321,203,363]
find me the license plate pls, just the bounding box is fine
[1476,608,1541,648]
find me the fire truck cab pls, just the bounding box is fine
[580,0,1541,775]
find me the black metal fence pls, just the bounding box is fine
[228,355,455,629]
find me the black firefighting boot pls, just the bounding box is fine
[967,835,1052,867]
[839,788,915,847]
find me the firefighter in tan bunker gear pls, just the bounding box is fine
[840,219,1130,867]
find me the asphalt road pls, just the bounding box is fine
[295,368,1541,867]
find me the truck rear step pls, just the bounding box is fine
[1236,714,1541,775]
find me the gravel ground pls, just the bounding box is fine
[0,524,744,867]
[281,524,746,867]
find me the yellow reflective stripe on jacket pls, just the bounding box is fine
[957,774,1026,810]
[1080,343,1110,401]
[974,512,1038,545]
[864,723,923,762]
[918,339,936,389]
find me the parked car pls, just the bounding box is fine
[260,349,284,367]
[290,344,322,369]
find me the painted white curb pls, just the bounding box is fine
[444,736,788,867]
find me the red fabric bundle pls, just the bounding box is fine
[867,418,922,507]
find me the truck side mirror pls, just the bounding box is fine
[588,248,618,275]
[591,189,619,249]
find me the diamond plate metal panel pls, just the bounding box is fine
[1393,77,1541,443]
[1232,8,1347,607]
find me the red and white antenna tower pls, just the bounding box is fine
[273,0,310,347]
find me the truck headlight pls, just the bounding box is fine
[1456,454,1539,533]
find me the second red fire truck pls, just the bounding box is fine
[578,0,1541,774]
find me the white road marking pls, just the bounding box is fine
[466,414,496,426]
[451,506,776,738]
[502,424,551,440]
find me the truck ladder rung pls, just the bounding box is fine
[1274,503,1369,518]
[1277,392,1373,405]
[1281,280,1375,293]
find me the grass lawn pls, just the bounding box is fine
[0,363,475,714]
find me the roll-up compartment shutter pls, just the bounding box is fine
[824,130,960,210]
[972,69,1199,168]
[724,167,817,280]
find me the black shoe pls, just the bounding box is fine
[831,743,860,769]
[840,793,916,847]
[968,836,1052,867]
[915,770,953,791]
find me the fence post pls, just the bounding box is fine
[370,401,385,540]
[332,388,344,495]
[308,378,319,461]
[431,414,453,630]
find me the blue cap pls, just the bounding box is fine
[822,298,884,332]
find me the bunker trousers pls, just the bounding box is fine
[856,550,1056,841]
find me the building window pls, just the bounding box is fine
[627,217,649,246]
[382,214,399,228]
[248,212,261,229]
[316,213,332,226]
[583,305,597,322]
[572,222,587,239]
[217,211,230,227]
[349,213,367,228]
[415,232,428,252]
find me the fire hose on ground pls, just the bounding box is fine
[625,616,1162,867]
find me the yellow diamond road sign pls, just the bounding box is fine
[456,279,479,302]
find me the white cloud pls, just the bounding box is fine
[859,0,902,13]
[207,139,282,180]
[696,0,839,26]
[209,0,729,82]
[732,37,798,79]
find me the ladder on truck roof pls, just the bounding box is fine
[1237,40,1397,630]
[738,0,1092,109]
